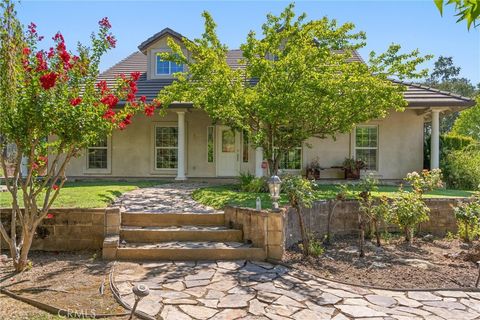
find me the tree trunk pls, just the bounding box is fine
[326,200,338,245]
[295,205,310,256]
[13,228,35,272]
[405,227,414,245]
[358,212,365,258]
[374,220,381,247]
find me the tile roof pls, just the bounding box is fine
[99,51,475,109]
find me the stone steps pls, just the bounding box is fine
[121,212,225,227]
[120,226,243,242]
[115,212,265,261]
[116,241,266,261]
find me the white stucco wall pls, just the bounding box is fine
[64,109,424,180]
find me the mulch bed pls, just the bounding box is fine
[0,251,129,319]
[284,236,480,289]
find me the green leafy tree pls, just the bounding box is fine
[452,96,480,140]
[158,4,431,175]
[0,0,154,272]
[434,0,480,29]
[424,56,478,134]
[282,175,315,256]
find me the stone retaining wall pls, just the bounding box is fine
[285,198,460,248]
[224,206,285,260]
[0,208,119,251]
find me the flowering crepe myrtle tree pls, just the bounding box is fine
[158,3,432,175]
[0,0,157,272]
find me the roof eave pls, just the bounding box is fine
[138,28,185,54]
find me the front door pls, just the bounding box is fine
[216,126,240,176]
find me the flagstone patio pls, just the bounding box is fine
[111,182,221,213]
[112,260,480,320]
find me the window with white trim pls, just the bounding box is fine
[87,138,108,169]
[156,54,184,75]
[207,126,215,163]
[355,125,378,171]
[155,126,178,169]
[274,147,302,170]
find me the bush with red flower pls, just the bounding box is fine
[0,1,159,272]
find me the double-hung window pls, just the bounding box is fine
[354,125,379,171]
[87,138,108,170]
[156,54,184,75]
[274,147,302,170]
[155,126,178,169]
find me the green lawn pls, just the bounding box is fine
[0,180,164,208]
[192,184,475,209]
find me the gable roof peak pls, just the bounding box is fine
[138,28,185,53]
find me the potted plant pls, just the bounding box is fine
[306,158,322,180]
[342,157,366,180]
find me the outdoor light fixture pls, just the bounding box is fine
[129,283,150,320]
[268,175,282,212]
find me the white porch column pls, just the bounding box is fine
[430,109,440,169]
[255,147,264,177]
[175,111,186,180]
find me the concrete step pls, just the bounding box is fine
[121,212,225,227]
[116,241,266,261]
[120,226,242,242]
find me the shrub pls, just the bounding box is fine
[357,174,379,256]
[238,172,268,193]
[405,169,443,194]
[453,194,480,242]
[443,146,480,190]
[308,237,325,256]
[389,190,430,244]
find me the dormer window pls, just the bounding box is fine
[156,55,184,75]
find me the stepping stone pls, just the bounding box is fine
[395,295,423,308]
[322,288,362,298]
[206,280,238,291]
[205,290,225,299]
[274,295,305,308]
[292,309,325,320]
[258,291,281,303]
[164,299,198,305]
[185,270,215,281]
[185,280,210,288]
[218,294,254,308]
[249,299,267,316]
[422,306,480,320]
[265,304,300,317]
[337,305,387,318]
[365,294,397,307]
[305,301,335,315]
[198,299,219,308]
[160,305,193,320]
[179,305,218,320]
[396,306,432,317]
[159,291,191,299]
[407,291,442,301]
[210,309,248,320]
[314,292,342,305]
[423,300,467,310]
[217,261,245,270]
[331,314,349,320]
[435,290,469,298]
[163,282,185,291]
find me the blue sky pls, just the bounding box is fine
[18,0,480,83]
